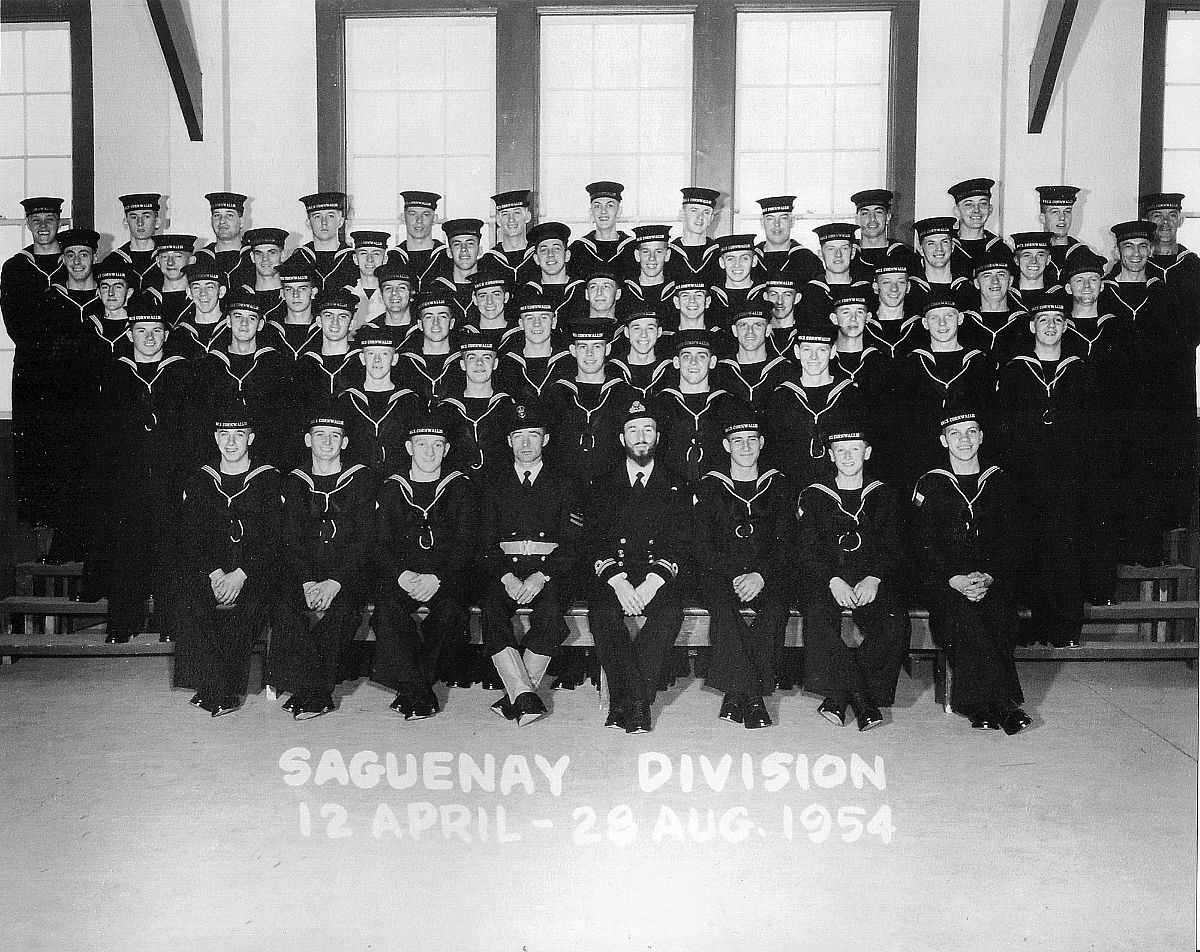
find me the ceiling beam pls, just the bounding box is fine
[1028,0,1079,133]
[146,0,203,140]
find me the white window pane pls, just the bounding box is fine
[594,90,638,152]
[1162,151,1200,204]
[639,21,691,88]
[595,22,640,90]
[445,21,494,90]
[836,16,887,85]
[542,91,591,155]
[539,156,589,222]
[445,154,494,216]
[738,20,785,86]
[345,20,399,89]
[1163,86,1200,149]
[348,90,397,156]
[1,31,24,94]
[736,87,786,150]
[22,25,69,93]
[25,156,70,202]
[0,158,25,211]
[0,97,24,156]
[833,151,884,215]
[835,86,884,148]
[638,154,690,221]
[393,90,445,154]
[1166,13,1200,85]
[444,92,492,154]
[788,87,834,152]
[540,20,593,91]
[591,154,639,195]
[395,157,445,198]
[639,89,690,155]
[790,152,834,217]
[25,94,71,155]
[788,18,837,86]
[735,152,786,213]
[349,156,400,225]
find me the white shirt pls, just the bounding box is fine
[515,460,544,485]
[626,458,654,487]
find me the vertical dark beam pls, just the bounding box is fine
[1027,0,1078,133]
[68,0,94,228]
[1139,1,1169,196]
[888,0,919,243]
[692,0,737,233]
[496,1,539,203]
[145,0,204,140]
[315,0,348,190]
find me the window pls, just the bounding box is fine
[344,15,497,242]
[1162,10,1200,216]
[538,13,693,234]
[0,21,73,262]
[734,10,891,247]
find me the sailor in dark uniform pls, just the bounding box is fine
[112,193,163,292]
[147,233,197,327]
[948,178,1004,280]
[667,187,722,288]
[388,190,445,292]
[292,287,362,424]
[195,287,293,467]
[361,260,419,349]
[336,326,420,476]
[694,413,794,728]
[866,256,923,360]
[345,230,390,332]
[429,217,484,304]
[525,221,585,321]
[797,425,907,731]
[86,301,197,643]
[714,301,795,410]
[394,292,463,406]
[583,266,622,330]
[292,191,357,292]
[830,286,890,422]
[169,260,230,360]
[173,409,281,716]
[797,222,869,325]
[481,189,536,285]
[751,195,822,284]
[496,297,573,405]
[910,216,973,310]
[1009,231,1063,311]
[1,196,65,325]
[671,277,727,355]
[195,191,253,288]
[763,276,801,359]
[268,407,378,719]
[262,256,321,363]
[911,404,1030,734]
[585,399,691,732]
[710,233,762,326]
[461,270,518,351]
[568,180,637,282]
[849,188,920,281]
[90,256,137,360]
[763,320,864,487]
[654,329,737,487]
[439,336,515,482]
[371,411,476,719]
[995,300,1092,647]
[609,305,673,399]
[1036,185,1085,284]
[478,402,584,724]
[544,321,635,493]
[625,225,675,315]
[959,244,1029,365]
[242,226,288,324]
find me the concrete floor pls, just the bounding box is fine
[0,656,1195,952]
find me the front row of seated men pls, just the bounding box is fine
[169,339,1031,736]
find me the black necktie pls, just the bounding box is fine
[521,471,532,488]
[633,472,646,493]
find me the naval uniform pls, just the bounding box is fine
[194,242,253,289]
[544,377,636,492]
[394,346,464,408]
[653,386,740,487]
[666,238,722,288]
[751,240,823,285]
[851,243,921,283]
[337,384,422,476]
[496,350,574,407]
[763,378,866,487]
[695,468,795,697]
[712,353,795,410]
[439,391,516,483]
[568,231,637,283]
[194,345,295,467]
[111,243,161,293]
[522,279,586,322]
[387,240,446,293]
[289,242,359,294]
[172,462,282,701]
[608,354,674,401]
[957,304,1031,368]
[796,477,908,707]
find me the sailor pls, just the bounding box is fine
[89,256,138,360]
[1009,231,1063,311]
[438,335,515,482]
[714,301,796,410]
[948,178,1004,279]
[112,193,164,292]
[910,216,973,311]
[481,189,537,285]
[388,190,445,292]
[609,305,673,400]
[496,296,573,406]
[1036,185,1086,284]
[710,233,762,324]
[762,275,801,359]
[393,292,463,407]
[524,221,585,320]
[751,195,822,284]
[169,260,230,360]
[568,180,637,281]
[359,260,420,351]
[262,257,322,363]
[865,256,923,360]
[796,222,869,325]
[345,229,390,332]
[242,226,289,325]
[666,187,722,288]
[625,225,676,315]
[292,191,357,292]
[195,191,253,288]
[460,271,519,352]
[336,325,421,476]
[958,243,1029,365]
[429,217,484,312]
[147,233,197,327]
[849,188,920,281]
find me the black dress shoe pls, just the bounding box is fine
[490,694,517,720]
[718,693,744,724]
[210,696,241,718]
[512,692,548,727]
[604,706,627,730]
[282,694,298,713]
[389,693,413,717]
[625,700,651,734]
[968,710,1002,730]
[189,692,205,707]
[999,707,1033,735]
[817,697,847,726]
[856,708,884,732]
[405,692,439,721]
[742,696,772,729]
[158,633,172,643]
[294,695,335,720]
[104,633,131,645]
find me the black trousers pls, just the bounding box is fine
[1012,478,1084,646]
[703,581,787,697]
[588,572,685,709]
[371,578,470,691]
[925,583,1023,715]
[173,581,268,700]
[268,587,365,698]
[479,577,569,658]
[800,580,907,707]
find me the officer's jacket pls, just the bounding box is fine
[911,465,1017,586]
[337,384,421,475]
[439,391,515,480]
[281,463,377,588]
[796,478,903,588]
[586,462,691,585]
[694,468,795,589]
[181,462,282,584]
[376,469,476,581]
[479,464,583,581]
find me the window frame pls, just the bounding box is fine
[1140,0,1200,204]
[0,0,94,228]
[315,0,917,237]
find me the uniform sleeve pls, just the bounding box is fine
[445,478,478,577]
[863,485,904,583]
[585,479,624,583]
[375,482,406,584]
[691,482,737,581]
[543,475,584,580]
[281,477,317,584]
[795,489,839,585]
[910,475,953,587]
[239,470,283,583]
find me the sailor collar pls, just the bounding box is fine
[913,465,1001,513]
[200,463,276,504]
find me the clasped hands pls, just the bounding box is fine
[609,573,665,616]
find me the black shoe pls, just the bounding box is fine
[104,633,131,645]
[604,706,627,730]
[718,693,744,724]
[969,710,1002,730]
[512,692,548,727]
[625,700,652,734]
[294,695,334,720]
[856,708,884,732]
[281,694,298,712]
[211,696,241,718]
[405,692,439,721]
[742,696,772,729]
[490,694,517,720]
[389,693,414,717]
[189,692,205,707]
[817,697,847,726]
[999,707,1033,735]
